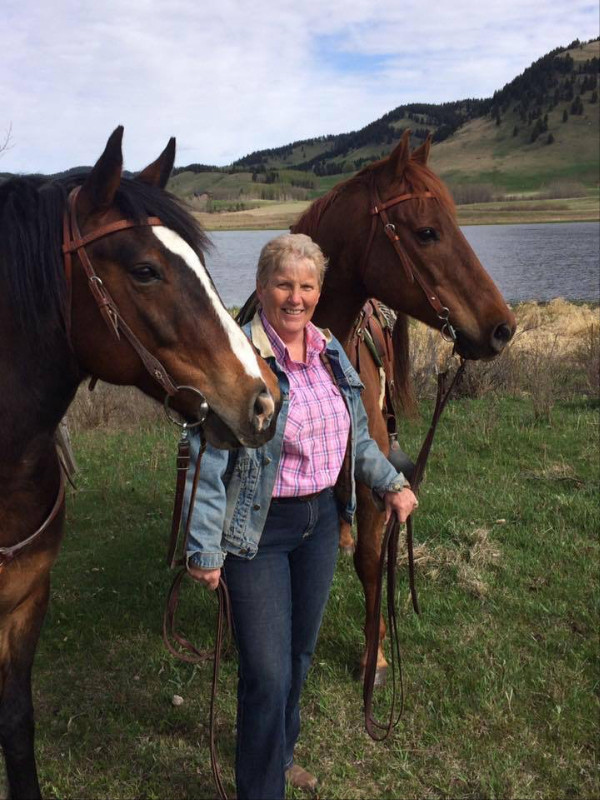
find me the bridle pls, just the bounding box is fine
[62,185,180,396]
[64,185,225,788]
[362,175,458,344]
[1,186,210,570]
[2,184,226,783]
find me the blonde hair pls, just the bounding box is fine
[256,233,328,288]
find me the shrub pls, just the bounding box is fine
[68,383,162,432]
[540,180,587,199]
[573,323,600,396]
[449,183,497,205]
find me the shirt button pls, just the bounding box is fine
[253,503,261,511]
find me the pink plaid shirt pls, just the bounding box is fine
[260,312,351,498]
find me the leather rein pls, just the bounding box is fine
[357,177,466,739]
[0,470,66,572]
[162,420,231,800]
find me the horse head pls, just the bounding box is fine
[307,131,516,361]
[69,127,280,447]
[361,131,516,359]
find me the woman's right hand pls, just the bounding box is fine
[187,565,221,591]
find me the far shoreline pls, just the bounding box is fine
[194,194,599,231]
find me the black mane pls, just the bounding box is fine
[0,173,211,345]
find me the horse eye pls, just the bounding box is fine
[130,264,162,283]
[416,227,439,243]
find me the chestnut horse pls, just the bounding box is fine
[291,131,516,684]
[0,127,280,800]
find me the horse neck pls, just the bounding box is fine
[0,312,79,479]
[303,184,371,345]
[313,259,367,347]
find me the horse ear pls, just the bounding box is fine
[137,138,176,188]
[78,126,124,218]
[387,130,411,177]
[411,134,432,165]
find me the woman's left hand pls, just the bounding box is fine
[383,488,419,524]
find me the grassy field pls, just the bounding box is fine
[9,303,597,800]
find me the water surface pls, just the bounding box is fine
[204,222,599,307]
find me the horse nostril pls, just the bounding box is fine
[491,322,514,352]
[252,389,275,432]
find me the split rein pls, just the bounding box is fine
[361,178,465,739]
[363,357,465,741]
[162,400,231,800]
[0,470,66,572]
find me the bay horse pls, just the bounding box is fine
[0,127,280,800]
[290,131,517,684]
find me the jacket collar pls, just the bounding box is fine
[247,311,334,359]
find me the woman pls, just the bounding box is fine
[185,233,418,800]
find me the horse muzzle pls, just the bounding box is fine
[454,316,516,360]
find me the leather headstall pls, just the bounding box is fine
[362,176,457,344]
[1,189,183,571]
[62,185,178,396]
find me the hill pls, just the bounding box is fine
[166,38,599,214]
[431,39,600,192]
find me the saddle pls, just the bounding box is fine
[348,300,415,482]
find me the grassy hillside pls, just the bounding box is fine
[431,40,600,192]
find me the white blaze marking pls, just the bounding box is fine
[153,226,262,379]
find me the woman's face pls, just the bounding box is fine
[256,256,321,343]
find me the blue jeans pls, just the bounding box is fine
[223,488,339,800]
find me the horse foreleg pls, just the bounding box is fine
[353,482,388,686]
[0,574,50,800]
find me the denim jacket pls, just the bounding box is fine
[185,313,408,569]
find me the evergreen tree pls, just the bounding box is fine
[564,82,574,101]
[530,118,544,142]
[570,95,584,115]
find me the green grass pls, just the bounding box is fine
[22,395,600,799]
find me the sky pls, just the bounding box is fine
[1,0,598,174]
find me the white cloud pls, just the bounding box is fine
[1,0,598,172]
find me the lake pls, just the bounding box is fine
[204,221,599,307]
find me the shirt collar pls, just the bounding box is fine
[259,310,326,365]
